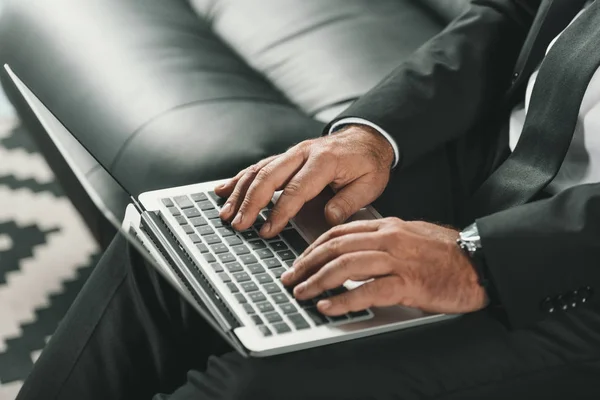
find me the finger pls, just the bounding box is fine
[324,175,386,225]
[232,150,306,231]
[299,220,381,259]
[215,155,278,199]
[294,251,393,300]
[220,156,278,221]
[260,156,336,237]
[317,276,403,316]
[282,232,383,286]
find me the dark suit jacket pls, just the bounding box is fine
[327,0,600,328]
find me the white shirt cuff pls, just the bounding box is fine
[329,118,400,168]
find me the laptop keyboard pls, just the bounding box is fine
[160,191,373,337]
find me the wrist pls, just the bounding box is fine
[333,124,395,170]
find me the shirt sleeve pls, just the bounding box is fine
[328,117,400,168]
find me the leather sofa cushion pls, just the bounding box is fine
[0,0,449,205]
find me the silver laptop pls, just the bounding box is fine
[6,64,457,357]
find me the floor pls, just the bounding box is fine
[0,50,100,400]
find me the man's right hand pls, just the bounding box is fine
[215,125,395,238]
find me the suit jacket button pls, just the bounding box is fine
[564,293,578,309]
[541,297,555,313]
[577,287,593,304]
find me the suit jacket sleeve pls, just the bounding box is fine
[325,0,538,169]
[477,183,600,328]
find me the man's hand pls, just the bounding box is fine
[214,125,394,237]
[281,218,489,316]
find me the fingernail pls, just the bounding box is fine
[217,183,226,189]
[261,222,271,236]
[281,268,294,281]
[232,212,243,226]
[220,203,231,215]
[329,206,343,223]
[318,300,332,310]
[295,282,307,295]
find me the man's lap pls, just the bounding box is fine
[17,230,600,400]
[157,307,600,399]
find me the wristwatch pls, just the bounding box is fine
[457,223,501,306]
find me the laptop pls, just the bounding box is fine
[5,64,457,357]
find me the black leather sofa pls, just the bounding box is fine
[0,0,468,248]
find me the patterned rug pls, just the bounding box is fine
[0,118,100,399]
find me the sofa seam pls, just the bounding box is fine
[108,96,303,172]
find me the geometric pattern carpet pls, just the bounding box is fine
[0,118,100,399]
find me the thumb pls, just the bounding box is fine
[325,177,383,225]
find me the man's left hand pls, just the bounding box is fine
[281,218,489,316]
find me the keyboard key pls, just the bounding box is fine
[190,192,208,202]
[277,250,295,261]
[203,253,216,263]
[348,310,371,319]
[296,298,313,308]
[204,209,220,219]
[211,243,228,254]
[232,245,250,255]
[304,307,328,326]
[161,198,174,207]
[218,227,236,237]
[269,241,288,251]
[225,262,243,272]
[183,208,201,218]
[271,293,288,304]
[168,207,181,217]
[272,322,291,334]
[264,259,282,269]
[327,314,348,323]
[256,249,274,259]
[285,260,294,267]
[197,201,215,211]
[189,217,207,226]
[280,229,309,254]
[226,282,239,293]
[243,303,255,315]
[288,313,310,330]
[187,234,201,244]
[256,302,274,313]
[204,235,221,245]
[248,240,266,250]
[174,215,187,225]
[211,219,227,228]
[249,292,267,303]
[197,226,215,236]
[218,253,236,263]
[271,267,286,278]
[251,315,263,325]
[264,312,283,323]
[255,273,273,285]
[263,283,280,294]
[234,293,247,304]
[279,303,297,315]
[174,195,194,209]
[210,263,223,272]
[247,264,265,274]
[233,272,251,282]
[208,191,220,200]
[241,282,259,292]
[225,235,243,246]
[258,325,272,337]
[218,273,231,283]
[240,254,258,265]
[182,225,194,234]
[240,230,259,240]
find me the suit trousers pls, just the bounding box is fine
[15,133,600,400]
